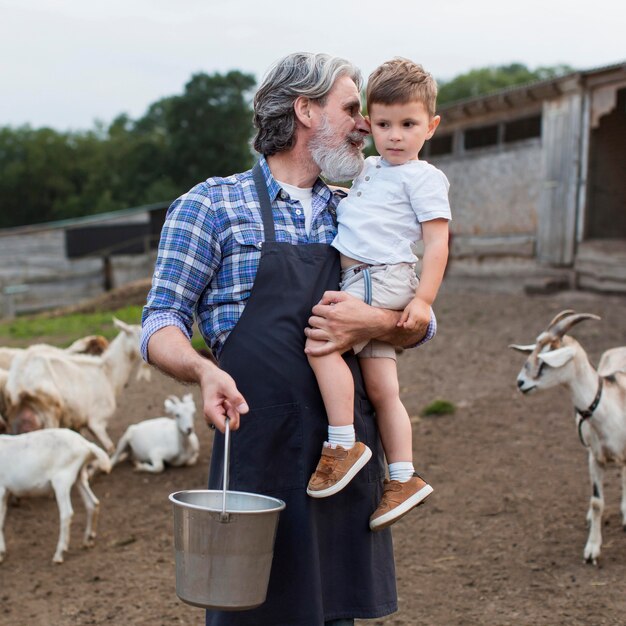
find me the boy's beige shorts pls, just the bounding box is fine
[340,262,419,360]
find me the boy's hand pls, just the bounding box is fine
[398,296,431,331]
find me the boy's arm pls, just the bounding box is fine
[414,218,449,306]
[397,219,449,329]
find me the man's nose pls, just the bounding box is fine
[355,114,370,135]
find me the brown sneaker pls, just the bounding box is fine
[369,473,433,531]
[306,442,372,498]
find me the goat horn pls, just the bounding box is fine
[547,309,576,330]
[550,313,601,339]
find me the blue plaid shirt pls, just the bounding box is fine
[141,157,436,360]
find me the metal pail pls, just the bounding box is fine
[169,420,286,610]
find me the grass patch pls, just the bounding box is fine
[0,306,144,347]
[422,399,456,417]
[0,305,212,352]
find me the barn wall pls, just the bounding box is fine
[430,140,541,257]
[0,229,156,317]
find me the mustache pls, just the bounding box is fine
[346,131,365,148]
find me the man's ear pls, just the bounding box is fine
[294,96,313,128]
[426,115,441,139]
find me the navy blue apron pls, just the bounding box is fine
[206,163,397,626]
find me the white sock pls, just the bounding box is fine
[389,462,415,483]
[327,425,356,449]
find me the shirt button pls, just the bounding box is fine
[356,191,362,197]
[365,176,370,181]
[257,241,263,249]
[376,165,381,169]
[280,191,287,200]
[295,209,302,215]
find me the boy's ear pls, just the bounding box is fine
[294,96,313,128]
[426,115,441,139]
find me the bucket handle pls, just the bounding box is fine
[220,417,231,522]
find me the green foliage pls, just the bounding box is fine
[422,399,456,416]
[437,63,574,105]
[0,70,256,229]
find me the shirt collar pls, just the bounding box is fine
[257,155,333,206]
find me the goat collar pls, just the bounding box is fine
[576,376,603,446]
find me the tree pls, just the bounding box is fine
[157,70,256,189]
[0,70,256,228]
[437,63,574,105]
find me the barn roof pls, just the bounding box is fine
[0,200,171,238]
[439,60,626,121]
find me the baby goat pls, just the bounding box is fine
[0,428,112,564]
[510,310,626,564]
[110,394,199,473]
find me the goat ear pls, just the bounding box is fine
[164,398,175,412]
[183,393,193,404]
[113,317,132,334]
[509,344,536,354]
[538,346,575,367]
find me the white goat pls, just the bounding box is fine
[0,334,109,370]
[5,318,148,453]
[0,428,112,564]
[0,369,7,433]
[110,394,199,473]
[510,310,626,564]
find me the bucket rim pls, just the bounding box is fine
[169,489,286,514]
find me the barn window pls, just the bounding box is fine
[428,134,453,157]
[504,115,541,143]
[464,124,499,150]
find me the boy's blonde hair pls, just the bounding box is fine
[366,58,438,117]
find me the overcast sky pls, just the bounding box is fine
[2,0,624,131]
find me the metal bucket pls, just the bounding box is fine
[169,419,286,610]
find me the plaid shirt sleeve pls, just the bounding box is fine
[141,186,221,361]
[416,309,437,346]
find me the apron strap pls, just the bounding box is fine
[252,161,276,244]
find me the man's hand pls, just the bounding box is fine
[304,291,375,357]
[398,296,431,332]
[198,365,249,433]
[304,290,431,357]
[147,326,248,434]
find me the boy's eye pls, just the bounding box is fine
[403,121,415,128]
[377,121,389,128]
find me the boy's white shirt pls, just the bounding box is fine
[275,179,314,236]
[331,156,451,265]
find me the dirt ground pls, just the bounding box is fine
[2,286,626,626]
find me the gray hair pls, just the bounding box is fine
[253,52,363,156]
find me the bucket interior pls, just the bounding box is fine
[170,489,285,514]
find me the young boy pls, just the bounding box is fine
[306,58,451,531]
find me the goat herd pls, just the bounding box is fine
[0,318,200,564]
[0,310,624,571]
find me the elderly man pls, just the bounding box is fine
[142,52,435,626]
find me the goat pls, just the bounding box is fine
[510,310,626,564]
[5,318,147,453]
[110,394,199,473]
[0,334,110,370]
[0,369,7,433]
[0,428,112,564]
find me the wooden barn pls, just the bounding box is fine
[0,202,168,316]
[424,61,626,293]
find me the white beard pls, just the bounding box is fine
[310,115,364,182]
